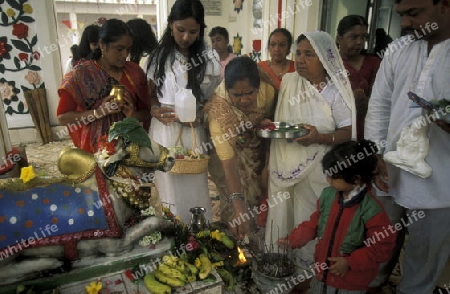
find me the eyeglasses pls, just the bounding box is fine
[228,89,257,99]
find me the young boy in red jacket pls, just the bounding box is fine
[279,140,397,293]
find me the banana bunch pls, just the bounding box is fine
[194,254,212,280]
[154,268,186,288]
[143,273,171,294]
[144,254,201,292]
[162,254,199,282]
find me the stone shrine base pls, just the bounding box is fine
[0,238,223,294]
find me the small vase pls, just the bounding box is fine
[189,207,207,233]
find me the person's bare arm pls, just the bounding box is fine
[221,156,250,239]
[148,80,177,125]
[294,125,352,146]
[57,95,121,125]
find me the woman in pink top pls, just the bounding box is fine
[209,27,236,78]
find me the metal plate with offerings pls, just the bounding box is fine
[257,122,309,139]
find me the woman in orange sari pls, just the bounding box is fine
[258,28,295,90]
[57,19,150,153]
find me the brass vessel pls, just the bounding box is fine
[110,84,125,103]
[189,207,207,233]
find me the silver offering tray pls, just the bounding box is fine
[257,122,309,139]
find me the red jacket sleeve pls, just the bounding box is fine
[288,201,320,249]
[345,211,397,271]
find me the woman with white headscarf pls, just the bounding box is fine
[265,31,356,276]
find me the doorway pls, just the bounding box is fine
[320,0,401,54]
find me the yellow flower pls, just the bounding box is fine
[23,4,33,14]
[20,166,36,183]
[6,8,16,17]
[211,230,223,241]
[194,257,202,269]
[85,281,102,294]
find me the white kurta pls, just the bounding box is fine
[146,49,221,223]
[365,38,450,209]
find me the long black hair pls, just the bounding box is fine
[70,44,81,66]
[78,24,100,59]
[126,18,157,64]
[91,19,132,60]
[147,0,208,103]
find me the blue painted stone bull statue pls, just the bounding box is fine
[0,118,175,285]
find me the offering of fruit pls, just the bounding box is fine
[170,146,205,159]
[259,122,277,130]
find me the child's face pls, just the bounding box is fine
[210,34,228,55]
[326,176,355,193]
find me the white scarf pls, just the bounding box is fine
[270,31,356,187]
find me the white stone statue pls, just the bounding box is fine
[384,117,432,178]
[252,0,262,28]
[0,119,175,286]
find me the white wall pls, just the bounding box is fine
[204,0,256,57]
[159,0,322,62]
[3,0,322,144]
[327,0,369,37]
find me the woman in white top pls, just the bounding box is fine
[265,31,356,274]
[146,0,221,223]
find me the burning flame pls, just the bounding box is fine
[237,246,246,263]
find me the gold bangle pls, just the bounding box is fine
[331,133,335,144]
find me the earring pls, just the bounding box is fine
[170,29,173,37]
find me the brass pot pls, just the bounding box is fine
[110,84,125,103]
